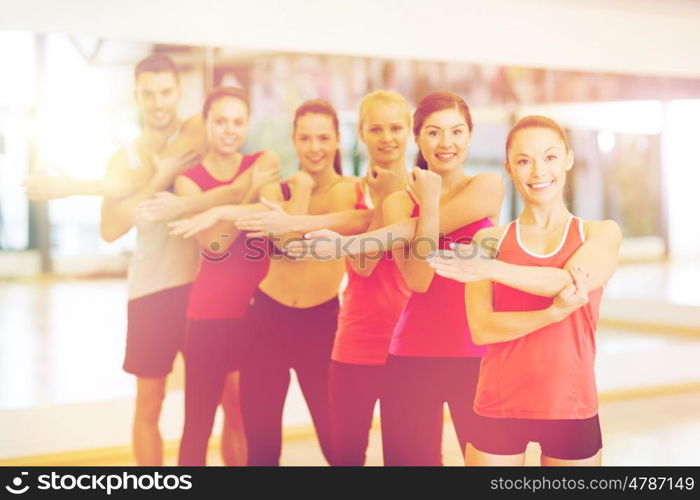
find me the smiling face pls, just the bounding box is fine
[205,96,249,156]
[134,71,180,131]
[416,107,471,174]
[293,112,339,174]
[360,103,410,168]
[505,127,574,206]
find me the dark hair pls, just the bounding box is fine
[134,53,180,83]
[413,91,473,169]
[202,86,250,119]
[293,99,342,175]
[505,115,570,160]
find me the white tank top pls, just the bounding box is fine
[124,140,200,300]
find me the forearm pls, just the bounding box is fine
[471,305,567,345]
[346,208,386,275]
[339,217,418,256]
[489,261,572,297]
[178,183,250,217]
[217,203,269,222]
[72,177,137,198]
[196,220,241,254]
[403,201,439,292]
[290,209,373,236]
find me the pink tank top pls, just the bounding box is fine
[474,217,603,420]
[389,191,491,358]
[182,153,270,320]
[333,181,412,365]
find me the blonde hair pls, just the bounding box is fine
[358,90,411,132]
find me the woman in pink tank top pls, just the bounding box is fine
[429,116,622,466]
[173,87,278,466]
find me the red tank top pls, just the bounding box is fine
[182,152,270,319]
[333,181,412,365]
[474,216,603,420]
[389,191,492,358]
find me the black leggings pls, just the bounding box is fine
[178,318,249,466]
[328,360,387,466]
[240,289,338,466]
[381,354,482,466]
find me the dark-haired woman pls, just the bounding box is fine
[175,87,279,466]
[239,100,360,466]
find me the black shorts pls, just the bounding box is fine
[123,283,192,378]
[470,413,603,461]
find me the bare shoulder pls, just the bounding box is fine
[384,188,412,208]
[326,176,360,211]
[180,114,205,136]
[259,181,284,202]
[463,172,505,195]
[474,224,507,241]
[174,174,202,196]
[473,223,509,257]
[329,176,359,194]
[583,219,622,241]
[106,148,130,174]
[253,150,280,168]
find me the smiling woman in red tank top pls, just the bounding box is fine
[174,87,276,466]
[429,116,622,466]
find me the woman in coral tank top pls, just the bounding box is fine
[174,87,279,466]
[429,116,622,466]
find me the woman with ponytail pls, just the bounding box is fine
[429,116,621,466]
[238,99,360,466]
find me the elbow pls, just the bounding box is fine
[469,326,489,346]
[100,224,121,243]
[471,332,487,346]
[467,317,492,345]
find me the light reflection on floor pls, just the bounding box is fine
[1,261,699,464]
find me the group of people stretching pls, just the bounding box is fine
[24,53,621,467]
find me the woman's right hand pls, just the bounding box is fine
[367,165,404,202]
[169,206,223,238]
[552,266,590,315]
[235,197,295,237]
[408,167,441,206]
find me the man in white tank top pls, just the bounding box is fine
[96,54,204,466]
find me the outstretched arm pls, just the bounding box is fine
[430,219,622,297]
[137,151,281,221]
[28,114,206,201]
[100,150,178,242]
[285,172,504,260]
